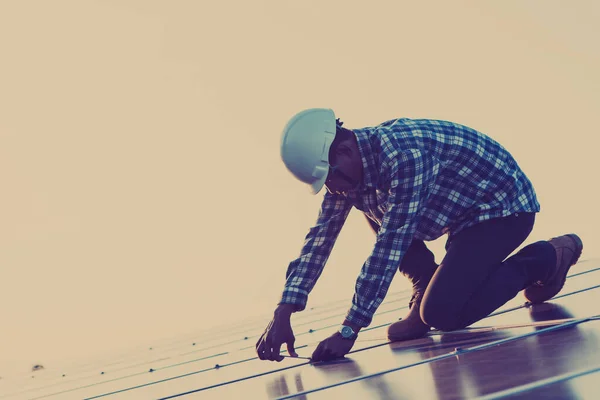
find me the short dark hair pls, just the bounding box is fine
[329,118,354,162]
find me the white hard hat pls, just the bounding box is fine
[280,108,337,194]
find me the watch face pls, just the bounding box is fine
[341,326,353,337]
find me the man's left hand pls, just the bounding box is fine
[311,332,356,362]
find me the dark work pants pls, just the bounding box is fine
[367,212,557,331]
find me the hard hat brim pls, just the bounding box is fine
[310,174,327,195]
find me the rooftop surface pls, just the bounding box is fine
[2,259,599,400]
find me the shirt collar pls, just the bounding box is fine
[352,127,379,190]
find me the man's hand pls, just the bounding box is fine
[256,304,298,362]
[311,332,356,362]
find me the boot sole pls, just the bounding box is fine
[524,234,583,304]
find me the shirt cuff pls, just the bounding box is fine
[345,305,375,328]
[279,287,309,312]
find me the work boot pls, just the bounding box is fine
[384,239,437,342]
[524,234,583,304]
[387,288,431,342]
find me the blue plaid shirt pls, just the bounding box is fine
[280,118,540,327]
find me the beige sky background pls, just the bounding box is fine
[1,0,598,379]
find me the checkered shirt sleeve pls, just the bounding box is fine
[345,149,439,327]
[279,193,353,311]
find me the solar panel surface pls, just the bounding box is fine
[2,260,599,400]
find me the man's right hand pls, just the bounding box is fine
[255,304,298,362]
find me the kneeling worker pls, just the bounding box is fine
[255,108,583,362]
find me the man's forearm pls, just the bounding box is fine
[275,303,300,317]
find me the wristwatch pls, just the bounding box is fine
[339,325,358,340]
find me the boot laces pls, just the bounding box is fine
[409,287,424,309]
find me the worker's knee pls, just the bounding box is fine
[420,302,466,332]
